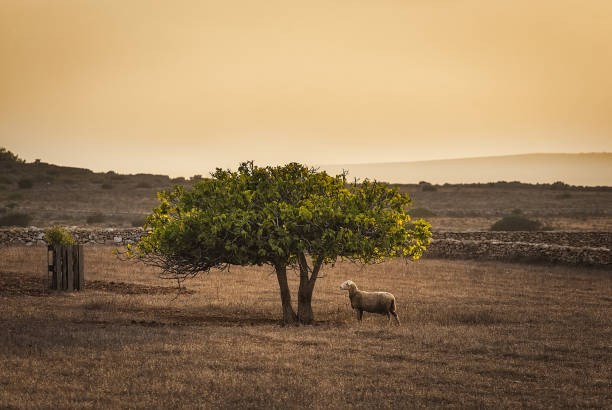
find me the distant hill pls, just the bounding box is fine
[321,153,612,186]
[1,148,611,230]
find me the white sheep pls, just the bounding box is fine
[339,280,400,325]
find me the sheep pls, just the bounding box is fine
[339,280,400,325]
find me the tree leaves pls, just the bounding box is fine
[133,162,432,278]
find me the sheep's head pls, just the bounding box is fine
[340,280,356,291]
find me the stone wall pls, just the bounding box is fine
[434,231,611,249]
[1,227,610,266]
[0,227,145,247]
[426,238,610,266]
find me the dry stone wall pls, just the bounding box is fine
[0,228,610,266]
[426,238,610,266]
[0,227,146,247]
[434,231,611,249]
[427,231,611,266]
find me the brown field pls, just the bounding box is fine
[1,246,611,409]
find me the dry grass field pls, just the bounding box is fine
[1,246,611,409]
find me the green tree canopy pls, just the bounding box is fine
[131,162,431,324]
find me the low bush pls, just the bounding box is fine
[0,212,33,227]
[101,183,113,190]
[420,182,438,192]
[0,147,25,163]
[45,226,77,245]
[135,182,151,189]
[490,215,542,231]
[86,212,106,224]
[131,217,145,227]
[17,178,33,189]
[410,207,437,218]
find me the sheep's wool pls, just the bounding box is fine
[340,279,400,325]
[339,280,355,290]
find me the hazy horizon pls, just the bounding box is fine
[322,153,612,186]
[2,1,611,177]
[5,146,611,186]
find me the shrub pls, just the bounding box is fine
[0,147,25,163]
[411,207,437,218]
[86,212,106,224]
[421,183,437,192]
[18,178,33,189]
[45,226,77,245]
[550,181,569,190]
[490,215,542,231]
[0,212,32,227]
[135,181,151,189]
[131,217,145,227]
[101,183,113,190]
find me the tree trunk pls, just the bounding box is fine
[275,265,298,325]
[297,252,321,325]
[297,278,315,325]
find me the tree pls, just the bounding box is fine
[129,162,432,324]
[0,147,25,163]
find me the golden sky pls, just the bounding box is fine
[1,0,611,177]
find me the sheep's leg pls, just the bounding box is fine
[391,311,400,326]
[357,309,363,321]
[386,312,391,325]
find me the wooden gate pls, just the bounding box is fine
[48,245,84,291]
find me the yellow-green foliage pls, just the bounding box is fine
[45,226,77,245]
[136,162,431,273]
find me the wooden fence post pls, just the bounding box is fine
[48,245,84,291]
[66,246,74,292]
[55,245,63,290]
[77,245,84,290]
